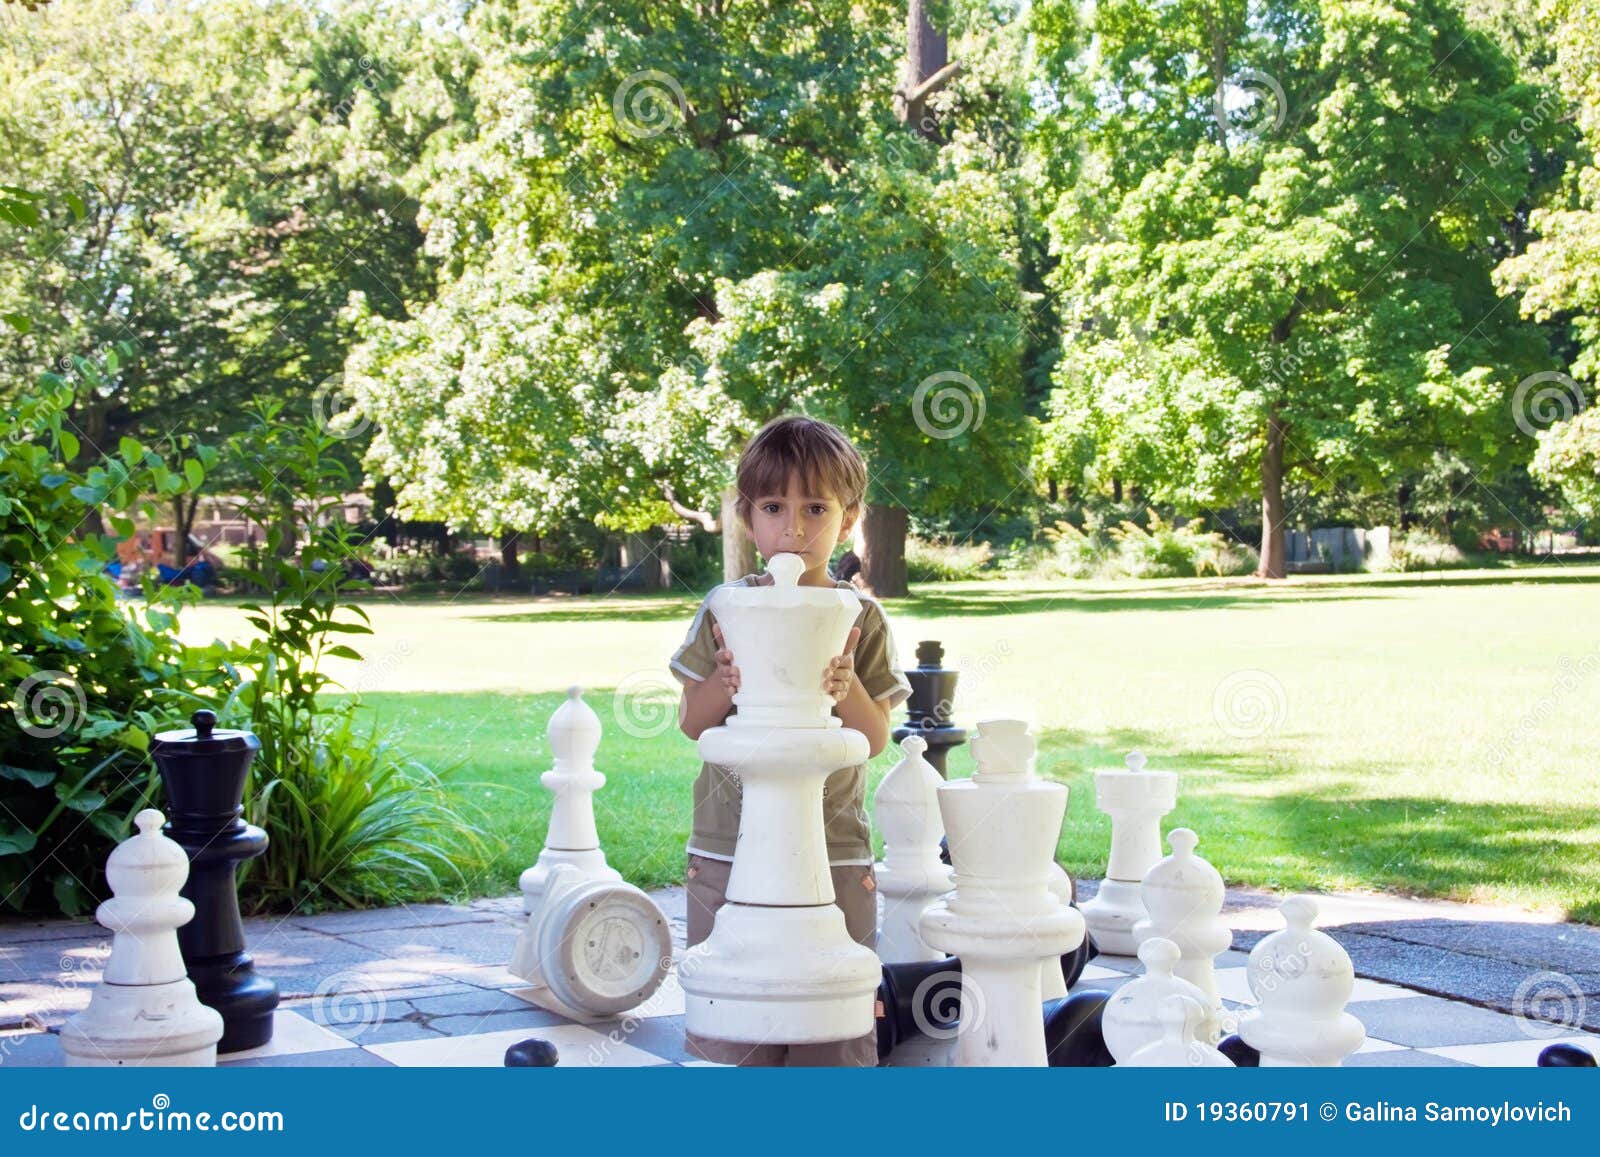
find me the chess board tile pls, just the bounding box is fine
[367,1022,665,1068]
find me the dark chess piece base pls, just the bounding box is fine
[1043,989,1115,1067]
[1218,1033,1262,1066]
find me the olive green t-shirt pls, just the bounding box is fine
[669,574,913,865]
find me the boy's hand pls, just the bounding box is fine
[823,626,861,702]
[712,622,740,696]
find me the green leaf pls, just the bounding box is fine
[0,825,37,857]
[324,644,364,660]
[3,313,30,334]
[118,436,144,464]
[0,764,57,788]
[183,459,204,489]
[60,789,106,814]
[57,430,79,461]
[52,873,86,916]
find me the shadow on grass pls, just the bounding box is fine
[1031,724,1600,925]
[349,697,1600,925]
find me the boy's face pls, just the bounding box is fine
[747,473,857,574]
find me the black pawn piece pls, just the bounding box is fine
[151,708,278,1053]
[1218,1034,1261,1067]
[505,1037,560,1067]
[1537,1042,1596,1067]
[1042,989,1115,1067]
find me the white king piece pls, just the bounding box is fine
[919,718,1085,1066]
[678,552,882,1045]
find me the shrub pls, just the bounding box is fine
[1043,510,1256,580]
[0,374,220,914]
[1374,529,1469,573]
[204,397,495,912]
[906,537,994,582]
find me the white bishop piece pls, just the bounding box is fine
[1238,896,1366,1066]
[1135,828,1230,1027]
[1121,995,1235,1068]
[1080,750,1177,956]
[1103,936,1215,1062]
[60,810,225,1066]
[517,686,622,914]
[679,553,881,1045]
[872,734,955,963]
[510,689,670,1018]
[919,718,1085,1066]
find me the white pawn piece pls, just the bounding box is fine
[60,810,224,1066]
[1079,750,1177,956]
[510,863,672,1021]
[873,734,956,963]
[1121,995,1235,1068]
[517,687,622,916]
[1103,937,1215,1063]
[1238,895,1366,1066]
[1134,828,1231,1030]
[679,552,881,1045]
[919,719,1086,1066]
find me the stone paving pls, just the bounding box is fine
[2,882,1596,1067]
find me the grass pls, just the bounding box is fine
[174,564,1600,922]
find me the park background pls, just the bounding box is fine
[2,0,1598,930]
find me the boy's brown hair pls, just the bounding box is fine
[735,415,869,526]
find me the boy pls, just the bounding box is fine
[669,415,912,1066]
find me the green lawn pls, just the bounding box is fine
[176,565,1600,922]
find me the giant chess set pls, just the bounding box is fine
[45,553,1600,1070]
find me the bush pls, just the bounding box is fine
[1043,510,1256,580]
[906,536,994,582]
[229,701,487,912]
[216,397,496,912]
[0,375,221,914]
[1373,529,1469,573]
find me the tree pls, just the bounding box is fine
[1032,0,1557,576]
[1495,0,1600,515]
[0,0,464,554]
[345,0,1036,594]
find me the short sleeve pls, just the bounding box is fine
[669,597,719,684]
[853,597,912,708]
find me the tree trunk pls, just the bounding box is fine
[721,485,756,581]
[896,0,958,139]
[1397,483,1414,532]
[1258,408,1287,579]
[857,503,909,598]
[500,531,521,581]
[171,495,199,567]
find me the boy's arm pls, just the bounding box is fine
[678,671,733,740]
[833,675,892,758]
[834,600,912,759]
[671,603,731,740]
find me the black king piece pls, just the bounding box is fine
[890,640,968,779]
[151,709,279,1052]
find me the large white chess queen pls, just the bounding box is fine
[679,553,882,1045]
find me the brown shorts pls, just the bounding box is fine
[682,851,880,1067]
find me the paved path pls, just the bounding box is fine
[2,882,1595,1067]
